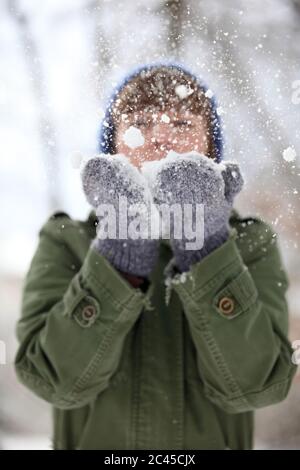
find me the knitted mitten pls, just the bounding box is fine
[81,154,159,278]
[142,151,244,273]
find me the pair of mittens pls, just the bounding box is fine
[81,151,244,276]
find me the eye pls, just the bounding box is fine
[173,120,193,128]
[135,120,151,128]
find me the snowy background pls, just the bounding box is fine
[0,0,300,449]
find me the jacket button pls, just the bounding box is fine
[82,305,97,320]
[218,296,235,315]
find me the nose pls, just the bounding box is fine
[152,123,174,146]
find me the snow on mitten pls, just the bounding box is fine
[81,154,159,278]
[142,151,244,273]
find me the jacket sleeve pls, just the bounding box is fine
[168,220,298,414]
[14,216,152,410]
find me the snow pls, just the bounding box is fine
[163,261,194,305]
[141,149,227,194]
[70,151,83,169]
[140,157,165,194]
[122,126,145,148]
[81,152,153,203]
[205,89,214,99]
[161,113,170,123]
[1,0,299,279]
[282,146,297,162]
[80,152,164,240]
[175,84,194,99]
[169,271,191,285]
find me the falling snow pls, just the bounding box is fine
[122,126,145,149]
[161,113,170,123]
[175,84,194,99]
[205,89,214,99]
[1,0,300,453]
[216,106,225,116]
[70,151,83,169]
[282,146,297,162]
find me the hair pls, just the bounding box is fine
[109,65,216,158]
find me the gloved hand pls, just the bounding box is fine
[81,154,159,278]
[142,151,244,273]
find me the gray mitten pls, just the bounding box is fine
[81,154,159,278]
[142,151,244,273]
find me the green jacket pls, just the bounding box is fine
[14,208,297,450]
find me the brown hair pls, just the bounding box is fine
[110,65,216,158]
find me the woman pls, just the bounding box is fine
[14,63,297,450]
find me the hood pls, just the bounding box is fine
[98,62,224,163]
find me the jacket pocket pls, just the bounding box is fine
[212,267,258,320]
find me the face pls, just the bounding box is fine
[115,109,210,169]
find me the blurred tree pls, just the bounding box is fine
[291,0,300,16]
[92,0,115,103]
[7,0,61,212]
[163,0,185,58]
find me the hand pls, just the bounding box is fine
[142,151,244,272]
[81,154,159,278]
